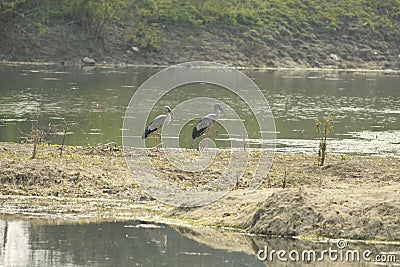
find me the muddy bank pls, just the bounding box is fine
[171,225,400,265]
[0,142,399,242]
[1,22,399,70]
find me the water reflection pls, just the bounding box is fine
[0,219,398,266]
[0,65,399,155]
[0,221,31,266]
[0,219,264,267]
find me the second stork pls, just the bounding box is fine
[192,103,223,148]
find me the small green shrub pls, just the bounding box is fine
[315,116,334,167]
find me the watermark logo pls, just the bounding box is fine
[257,239,398,264]
[336,239,347,249]
[122,61,276,207]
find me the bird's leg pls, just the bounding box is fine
[196,139,201,151]
[189,139,196,150]
[205,128,209,150]
[155,132,160,151]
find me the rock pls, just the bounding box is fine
[330,53,340,61]
[131,46,140,53]
[81,65,96,71]
[81,57,96,66]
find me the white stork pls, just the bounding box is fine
[142,106,172,149]
[192,104,223,148]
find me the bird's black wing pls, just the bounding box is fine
[192,125,207,139]
[142,126,158,139]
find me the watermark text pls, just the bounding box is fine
[257,240,398,264]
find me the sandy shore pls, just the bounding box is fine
[0,142,399,242]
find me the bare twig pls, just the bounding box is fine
[282,168,287,189]
[56,110,80,158]
[31,107,45,159]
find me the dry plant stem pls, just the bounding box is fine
[316,117,333,167]
[31,108,42,159]
[282,168,287,189]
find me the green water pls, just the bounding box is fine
[0,64,399,155]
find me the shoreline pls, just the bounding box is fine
[2,60,400,74]
[1,194,400,248]
[1,142,400,243]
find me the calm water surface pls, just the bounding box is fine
[0,64,399,155]
[1,219,398,267]
[0,220,262,267]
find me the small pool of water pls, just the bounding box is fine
[1,219,398,267]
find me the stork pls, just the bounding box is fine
[142,106,172,150]
[192,103,223,149]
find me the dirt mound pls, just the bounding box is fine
[242,187,400,241]
[349,202,400,241]
[321,159,398,182]
[243,189,323,237]
[321,161,368,178]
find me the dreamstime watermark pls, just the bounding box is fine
[257,239,398,264]
[122,61,276,207]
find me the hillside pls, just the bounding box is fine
[1,0,399,69]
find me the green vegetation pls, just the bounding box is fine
[315,117,333,167]
[1,0,399,49]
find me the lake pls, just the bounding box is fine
[0,64,399,155]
